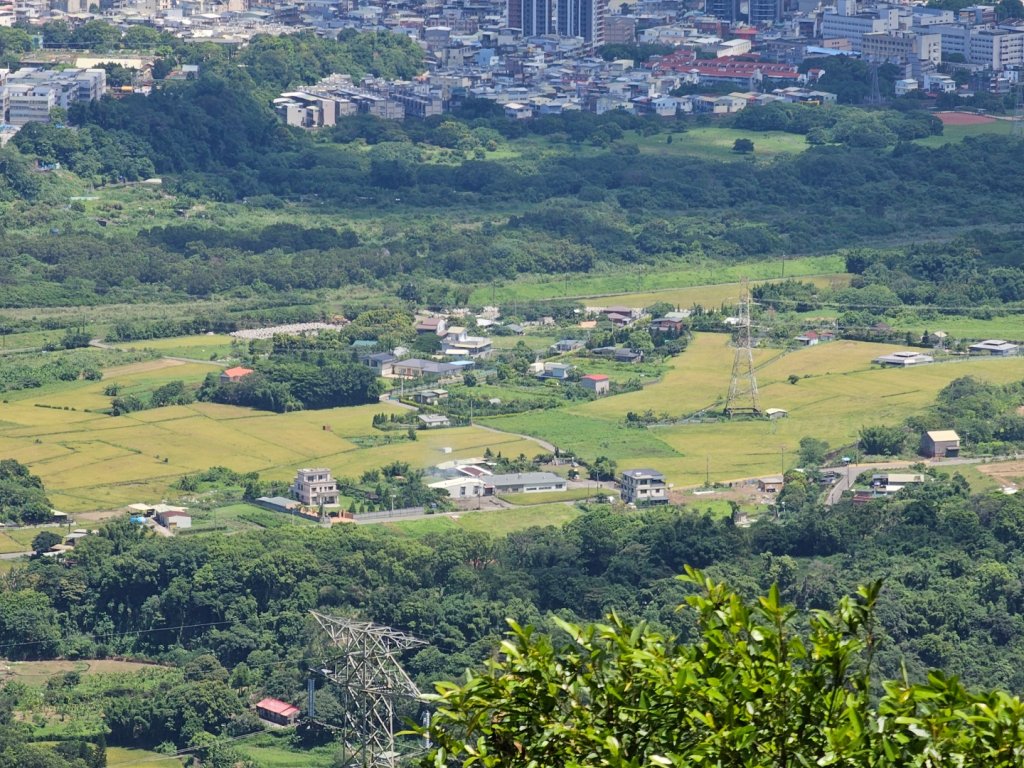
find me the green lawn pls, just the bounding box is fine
[891,314,1024,343]
[491,333,561,352]
[112,333,239,361]
[234,737,335,768]
[499,488,593,505]
[916,119,1013,147]
[469,254,846,304]
[386,503,584,536]
[101,747,185,768]
[946,463,1001,493]
[623,127,810,160]
[480,410,681,462]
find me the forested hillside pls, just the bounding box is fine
[3,469,1024,756]
[0,29,1023,312]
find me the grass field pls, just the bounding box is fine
[499,488,593,505]
[891,314,1024,343]
[233,732,337,768]
[0,358,549,511]
[111,333,239,361]
[622,127,810,160]
[916,119,1013,147]
[468,255,846,304]
[385,503,584,536]
[188,503,317,532]
[610,273,852,311]
[1,659,168,687]
[106,747,185,768]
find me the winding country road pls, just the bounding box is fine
[822,455,1001,505]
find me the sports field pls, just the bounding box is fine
[482,333,1024,486]
[0,358,544,511]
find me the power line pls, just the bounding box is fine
[0,619,237,652]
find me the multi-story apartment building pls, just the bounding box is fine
[861,31,941,65]
[556,0,607,47]
[604,14,635,43]
[508,0,553,36]
[1,67,106,125]
[290,468,338,506]
[749,0,781,27]
[820,0,902,48]
[969,27,1024,69]
[620,469,669,505]
[705,0,738,23]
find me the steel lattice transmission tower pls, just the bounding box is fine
[1013,83,1024,138]
[725,281,762,417]
[310,612,426,768]
[866,61,883,107]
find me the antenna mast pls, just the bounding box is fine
[725,280,762,418]
[310,613,426,768]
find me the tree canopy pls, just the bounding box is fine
[424,571,1024,767]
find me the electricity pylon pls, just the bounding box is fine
[725,280,762,417]
[310,613,425,768]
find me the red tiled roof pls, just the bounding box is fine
[256,698,300,718]
[223,366,254,378]
[581,374,609,381]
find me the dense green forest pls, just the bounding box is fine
[424,573,1024,767]
[4,462,1024,755]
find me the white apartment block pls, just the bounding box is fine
[862,31,941,64]
[1,67,106,126]
[821,10,897,49]
[969,28,1024,69]
[290,468,339,506]
[927,24,1024,69]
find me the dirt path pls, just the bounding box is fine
[471,423,557,453]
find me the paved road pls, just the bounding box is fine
[472,423,557,453]
[0,551,31,560]
[822,455,1001,505]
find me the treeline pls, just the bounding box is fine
[848,235,1024,307]
[0,459,51,524]
[0,348,151,394]
[907,376,1024,454]
[732,101,943,147]
[750,233,1024,334]
[9,470,1024,704]
[106,306,328,342]
[12,123,156,184]
[196,360,381,412]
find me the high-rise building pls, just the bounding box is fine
[556,0,607,46]
[508,0,553,36]
[748,0,780,26]
[705,0,739,23]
